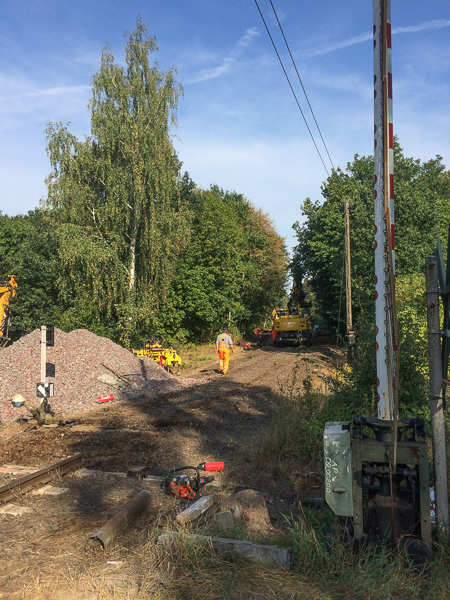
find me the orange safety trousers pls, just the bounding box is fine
[218,348,230,374]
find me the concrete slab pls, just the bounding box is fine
[73,468,127,478]
[175,495,217,525]
[0,503,33,516]
[127,466,148,478]
[157,532,291,569]
[206,480,222,491]
[215,510,234,534]
[31,484,68,496]
[143,475,166,483]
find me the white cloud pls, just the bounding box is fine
[185,27,260,84]
[236,27,260,49]
[186,60,233,84]
[0,84,90,103]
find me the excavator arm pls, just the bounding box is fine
[0,275,18,346]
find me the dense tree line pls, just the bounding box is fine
[291,143,449,416]
[292,142,449,327]
[1,21,287,346]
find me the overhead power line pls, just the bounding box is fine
[253,0,333,176]
[268,0,335,171]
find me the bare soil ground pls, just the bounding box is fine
[0,334,343,599]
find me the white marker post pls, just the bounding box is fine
[373,0,398,421]
[38,325,54,400]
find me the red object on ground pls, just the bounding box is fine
[203,462,225,471]
[97,395,114,403]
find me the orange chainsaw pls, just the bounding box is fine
[162,461,225,500]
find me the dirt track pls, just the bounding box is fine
[0,336,343,599]
[0,337,342,474]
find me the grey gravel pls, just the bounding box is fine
[0,328,192,424]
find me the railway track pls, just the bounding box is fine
[0,453,83,504]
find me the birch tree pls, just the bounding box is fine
[45,19,186,339]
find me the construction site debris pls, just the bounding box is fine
[221,489,272,533]
[215,510,235,533]
[157,532,291,570]
[30,484,67,496]
[0,454,82,504]
[0,503,33,516]
[0,328,195,424]
[89,489,152,550]
[126,465,148,479]
[97,395,114,404]
[175,494,218,525]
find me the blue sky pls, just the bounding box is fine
[1,0,449,251]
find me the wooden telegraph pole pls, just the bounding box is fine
[425,256,449,538]
[344,200,356,354]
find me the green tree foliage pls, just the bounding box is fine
[0,210,59,340]
[45,19,187,341]
[291,141,449,419]
[163,181,288,342]
[42,20,287,345]
[292,141,450,328]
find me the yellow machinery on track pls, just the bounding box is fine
[272,280,313,347]
[132,338,182,374]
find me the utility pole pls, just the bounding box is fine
[425,256,449,538]
[344,200,356,354]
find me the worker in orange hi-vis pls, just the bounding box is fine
[215,327,234,375]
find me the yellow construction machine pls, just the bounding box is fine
[132,337,182,373]
[0,274,17,347]
[272,280,313,347]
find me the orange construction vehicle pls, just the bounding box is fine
[0,275,17,347]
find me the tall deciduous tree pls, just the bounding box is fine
[291,142,449,417]
[292,141,450,328]
[164,182,288,342]
[0,210,59,339]
[45,19,186,340]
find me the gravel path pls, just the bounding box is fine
[0,328,193,423]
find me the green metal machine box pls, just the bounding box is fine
[324,421,353,517]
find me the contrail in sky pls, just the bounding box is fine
[304,19,450,58]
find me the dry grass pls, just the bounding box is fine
[16,504,450,600]
[1,344,447,600]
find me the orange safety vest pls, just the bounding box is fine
[219,334,228,348]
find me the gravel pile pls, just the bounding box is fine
[0,328,192,424]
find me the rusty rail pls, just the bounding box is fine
[0,453,83,504]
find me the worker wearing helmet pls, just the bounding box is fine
[215,327,234,375]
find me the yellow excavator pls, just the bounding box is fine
[0,274,18,347]
[272,280,313,347]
